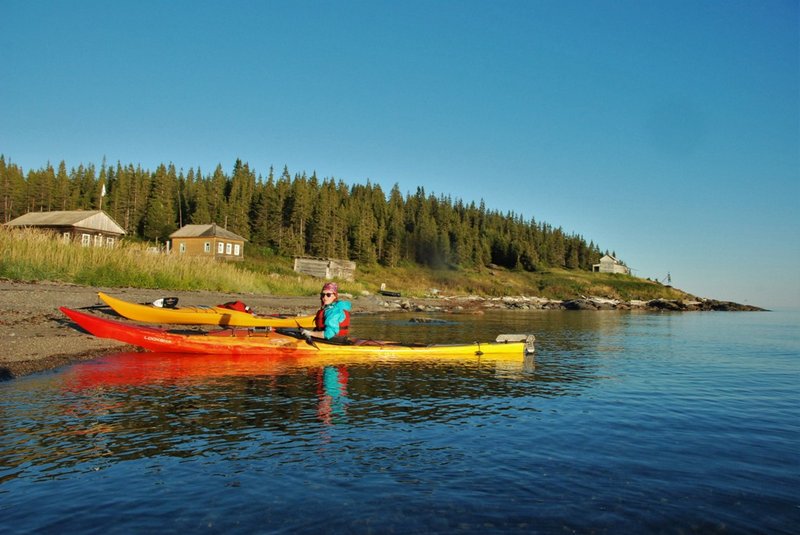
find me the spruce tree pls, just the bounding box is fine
[227,159,255,239]
[188,168,212,225]
[0,156,26,222]
[53,161,71,211]
[142,164,177,242]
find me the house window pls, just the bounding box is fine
[62,232,71,243]
[217,242,224,254]
[179,243,186,253]
[234,244,241,256]
[204,242,211,253]
[106,237,115,247]
[226,243,232,255]
[94,235,103,247]
[81,234,91,247]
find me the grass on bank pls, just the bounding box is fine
[1,228,692,301]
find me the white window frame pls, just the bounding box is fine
[106,237,115,247]
[62,232,71,243]
[179,242,186,253]
[204,241,211,253]
[94,235,103,247]
[233,244,241,256]
[225,243,232,255]
[217,242,224,254]
[81,234,91,247]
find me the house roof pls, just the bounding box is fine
[169,224,247,241]
[4,210,126,235]
[599,254,621,263]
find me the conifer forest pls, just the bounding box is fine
[1,156,606,272]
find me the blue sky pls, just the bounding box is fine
[3,0,798,308]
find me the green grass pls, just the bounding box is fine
[0,228,692,301]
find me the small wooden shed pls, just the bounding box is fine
[293,257,356,281]
[169,224,247,261]
[4,210,126,247]
[592,254,631,275]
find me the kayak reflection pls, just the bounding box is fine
[317,366,349,425]
[62,351,304,390]
[63,351,530,391]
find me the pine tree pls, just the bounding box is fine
[308,179,337,257]
[142,164,177,242]
[187,168,212,225]
[284,172,313,256]
[382,184,404,267]
[208,164,228,227]
[227,159,255,239]
[269,167,291,253]
[0,156,26,222]
[347,183,378,264]
[250,166,275,247]
[53,161,71,211]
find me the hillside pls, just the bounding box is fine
[1,229,763,311]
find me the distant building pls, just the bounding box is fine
[4,210,125,247]
[592,254,631,275]
[293,256,356,281]
[169,223,247,261]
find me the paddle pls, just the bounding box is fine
[78,304,110,311]
[296,320,320,350]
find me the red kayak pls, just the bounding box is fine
[60,307,535,359]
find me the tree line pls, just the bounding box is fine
[1,155,607,271]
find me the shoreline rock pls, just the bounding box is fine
[373,293,766,313]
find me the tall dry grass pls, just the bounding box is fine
[0,228,323,295]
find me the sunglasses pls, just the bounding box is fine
[320,292,336,298]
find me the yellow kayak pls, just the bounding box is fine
[98,292,315,328]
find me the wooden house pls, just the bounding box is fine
[592,254,631,275]
[4,210,125,247]
[293,256,356,281]
[169,224,247,261]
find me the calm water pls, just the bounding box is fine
[1,310,798,534]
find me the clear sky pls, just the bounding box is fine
[3,0,798,309]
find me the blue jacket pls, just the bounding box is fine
[317,299,352,339]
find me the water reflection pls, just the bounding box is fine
[317,366,349,425]
[0,349,545,484]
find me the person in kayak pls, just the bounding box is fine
[301,282,352,340]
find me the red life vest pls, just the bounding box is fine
[314,308,350,337]
[216,300,252,314]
